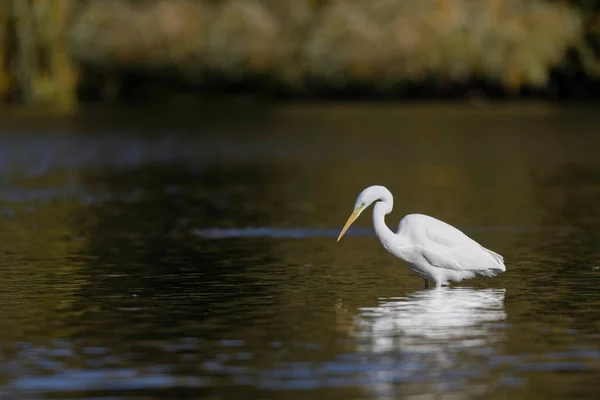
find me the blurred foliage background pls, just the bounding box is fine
[2,0,600,110]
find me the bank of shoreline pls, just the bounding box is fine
[2,0,600,110]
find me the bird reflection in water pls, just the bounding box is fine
[355,287,506,352]
[349,287,507,397]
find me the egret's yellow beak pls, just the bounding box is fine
[337,208,360,242]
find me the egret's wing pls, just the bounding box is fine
[419,220,505,273]
[421,245,502,276]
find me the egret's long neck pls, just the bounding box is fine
[373,201,399,252]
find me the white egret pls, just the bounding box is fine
[337,185,506,288]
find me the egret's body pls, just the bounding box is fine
[337,185,506,288]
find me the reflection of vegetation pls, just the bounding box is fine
[74,163,285,339]
[0,170,86,341]
[494,160,600,362]
[530,162,600,291]
[4,0,600,107]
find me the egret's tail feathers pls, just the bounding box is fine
[482,247,506,272]
[487,249,504,262]
[476,267,505,278]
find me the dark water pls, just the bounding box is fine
[0,104,600,399]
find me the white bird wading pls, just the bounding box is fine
[337,185,506,288]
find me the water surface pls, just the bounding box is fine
[0,104,599,399]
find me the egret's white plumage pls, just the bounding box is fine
[337,185,506,288]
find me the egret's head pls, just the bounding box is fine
[337,185,393,242]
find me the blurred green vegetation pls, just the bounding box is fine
[2,0,600,109]
[0,0,77,109]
